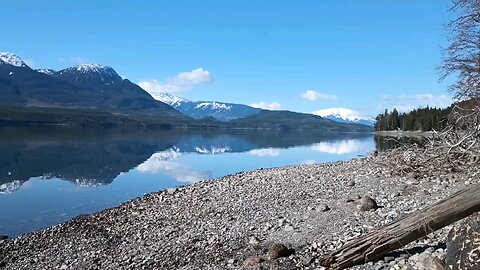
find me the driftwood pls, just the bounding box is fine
[320,183,480,270]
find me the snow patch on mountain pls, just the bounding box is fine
[155,93,188,107]
[0,52,27,67]
[37,68,56,75]
[195,102,232,111]
[312,107,375,126]
[74,64,113,74]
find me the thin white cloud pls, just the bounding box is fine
[169,68,213,86]
[300,90,337,101]
[250,101,282,110]
[23,58,35,68]
[138,80,183,95]
[379,93,452,113]
[139,68,213,98]
[248,148,281,157]
[58,56,90,64]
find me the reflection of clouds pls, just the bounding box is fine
[311,139,361,155]
[194,146,231,154]
[248,148,281,157]
[302,160,316,165]
[137,149,211,183]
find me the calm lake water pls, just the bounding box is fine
[0,126,383,237]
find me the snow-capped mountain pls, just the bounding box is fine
[0,52,28,68]
[156,93,188,107]
[155,93,261,121]
[312,107,375,126]
[55,64,123,88]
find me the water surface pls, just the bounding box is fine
[0,126,377,237]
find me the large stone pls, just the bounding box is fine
[357,196,378,211]
[0,235,8,240]
[267,243,290,260]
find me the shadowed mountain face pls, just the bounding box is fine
[0,62,186,119]
[0,126,373,192]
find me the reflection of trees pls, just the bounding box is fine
[374,136,425,152]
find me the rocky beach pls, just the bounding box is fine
[0,151,478,270]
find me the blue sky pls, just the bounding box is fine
[1,0,455,116]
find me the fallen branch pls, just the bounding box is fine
[319,184,480,269]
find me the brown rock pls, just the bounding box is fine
[267,243,290,260]
[0,235,7,240]
[357,196,378,211]
[244,256,265,267]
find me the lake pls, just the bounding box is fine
[0,126,382,237]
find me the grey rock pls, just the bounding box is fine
[383,256,395,263]
[248,236,261,246]
[316,204,330,212]
[423,256,445,270]
[357,196,378,211]
[407,171,418,179]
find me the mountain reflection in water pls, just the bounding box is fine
[0,126,374,192]
[0,126,380,237]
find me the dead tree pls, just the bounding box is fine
[319,184,480,269]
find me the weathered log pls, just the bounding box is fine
[320,183,480,269]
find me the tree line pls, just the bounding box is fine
[374,106,451,132]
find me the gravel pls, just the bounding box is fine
[0,152,478,269]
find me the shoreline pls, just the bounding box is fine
[0,153,476,269]
[375,130,436,139]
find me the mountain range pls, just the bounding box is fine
[312,107,375,126]
[0,52,373,132]
[156,93,261,121]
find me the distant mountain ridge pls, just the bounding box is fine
[0,52,372,132]
[156,93,261,121]
[0,52,187,122]
[312,107,375,126]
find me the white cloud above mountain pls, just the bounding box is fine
[138,68,213,98]
[300,90,337,101]
[249,101,281,110]
[169,68,213,86]
[379,93,452,113]
[58,56,91,64]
